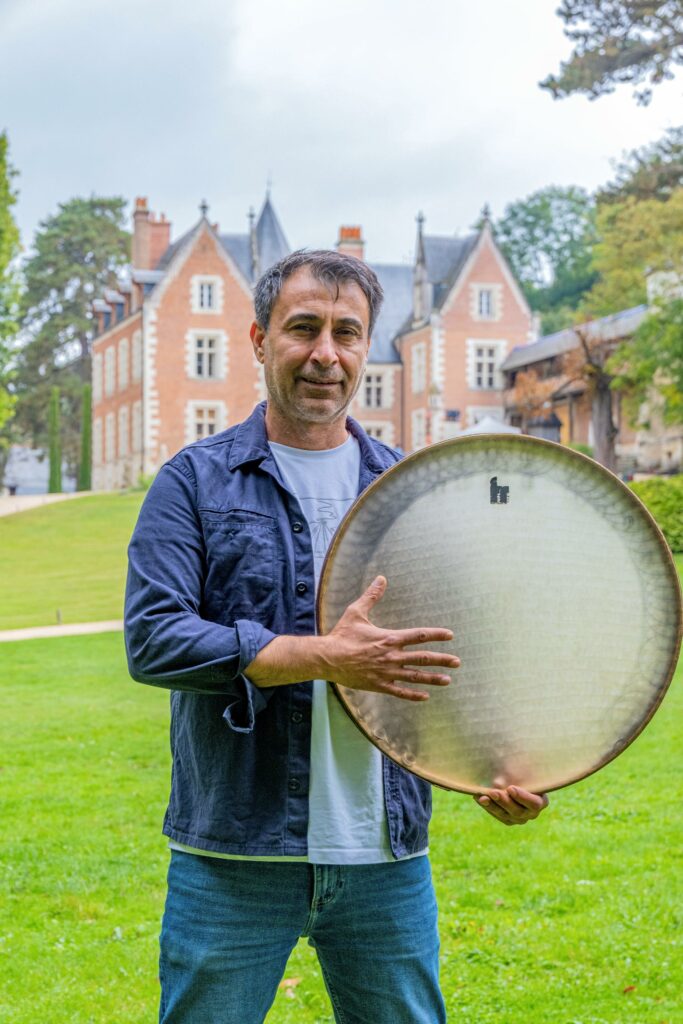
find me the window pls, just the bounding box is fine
[118,338,129,391]
[132,330,142,381]
[366,425,385,441]
[105,413,115,462]
[411,409,426,450]
[195,336,218,378]
[191,275,222,314]
[195,406,218,440]
[475,345,497,389]
[411,343,427,393]
[93,418,102,466]
[132,401,142,453]
[104,348,115,397]
[364,373,383,408]
[478,289,493,319]
[118,406,129,457]
[92,353,103,403]
[199,281,214,309]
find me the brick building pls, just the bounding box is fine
[91,197,535,489]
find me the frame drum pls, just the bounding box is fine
[317,436,682,794]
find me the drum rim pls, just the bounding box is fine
[316,433,683,794]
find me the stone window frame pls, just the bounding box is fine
[191,274,224,315]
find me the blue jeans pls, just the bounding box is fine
[159,850,446,1024]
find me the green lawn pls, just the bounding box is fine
[0,493,144,629]
[1,632,681,1024]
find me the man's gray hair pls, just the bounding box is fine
[254,249,384,336]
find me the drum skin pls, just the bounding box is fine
[317,435,682,794]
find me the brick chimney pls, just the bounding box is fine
[149,212,171,269]
[132,197,171,270]
[133,197,151,269]
[336,225,364,261]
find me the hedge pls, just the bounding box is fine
[629,474,683,552]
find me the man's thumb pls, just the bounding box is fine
[356,575,387,613]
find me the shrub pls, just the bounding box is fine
[629,474,683,552]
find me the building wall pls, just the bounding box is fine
[438,231,532,433]
[91,310,144,490]
[399,324,432,451]
[142,225,258,473]
[350,364,402,448]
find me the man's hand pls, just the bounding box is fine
[319,575,460,701]
[244,575,459,700]
[474,787,549,826]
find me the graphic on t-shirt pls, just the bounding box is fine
[298,496,355,558]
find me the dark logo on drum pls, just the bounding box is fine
[490,476,510,504]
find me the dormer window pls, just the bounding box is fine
[199,281,214,309]
[471,283,501,322]
[478,289,493,318]
[192,275,223,314]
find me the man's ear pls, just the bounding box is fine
[250,321,266,364]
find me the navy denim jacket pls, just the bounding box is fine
[124,402,432,858]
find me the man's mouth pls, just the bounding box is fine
[299,377,342,387]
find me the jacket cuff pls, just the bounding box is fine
[221,621,278,733]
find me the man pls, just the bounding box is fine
[125,250,547,1024]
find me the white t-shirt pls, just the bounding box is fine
[269,435,395,864]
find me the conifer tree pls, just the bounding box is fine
[78,384,92,491]
[48,386,62,493]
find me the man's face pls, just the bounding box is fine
[250,266,371,431]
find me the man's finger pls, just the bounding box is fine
[506,786,549,812]
[400,652,460,669]
[391,670,451,686]
[352,575,387,616]
[396,627,454,647]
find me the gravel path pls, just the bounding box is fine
[0,620,123,642]
[0,492,93,517]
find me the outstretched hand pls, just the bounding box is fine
[474,786,549,826]
[320,575,460,701]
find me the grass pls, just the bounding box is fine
[1,630,681,1024]
[0,493,144,629]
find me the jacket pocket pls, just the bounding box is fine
[199,510,280,623]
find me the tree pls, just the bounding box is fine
[541,1,683,105]
[563,327,620,471]
[582,189,683,317]
[78,383,92,491]
[48,386,62,493]
[0,131,21,468]
[14,196,129,472]
[598,125,683,203]
[609,297,683,427]
[507,370,559,431]
[493,186,598,331]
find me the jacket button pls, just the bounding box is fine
[288,778,301,792]
[291,710,303,724]
[292,521,303,533]
[296,581,308,595]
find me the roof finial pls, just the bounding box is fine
[266,172,273,199]
[248,206,255,231]
[481,202,491,225]
[199,199,209,219]
[416,210,425,235]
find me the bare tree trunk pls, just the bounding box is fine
[592,379,618,472]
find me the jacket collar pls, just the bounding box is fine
[228,401,385,476]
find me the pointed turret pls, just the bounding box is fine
[255,194,290,277]
[413,211,433,324]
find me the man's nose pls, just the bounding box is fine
[310,329,339,366]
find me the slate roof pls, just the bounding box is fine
[255,196,290,275]
[502,304,648,372]
[219,233,252,282]
[423,233,478,308]
[367,263,413,364]
[156,197,291,285]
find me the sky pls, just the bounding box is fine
[1,0,682,264]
